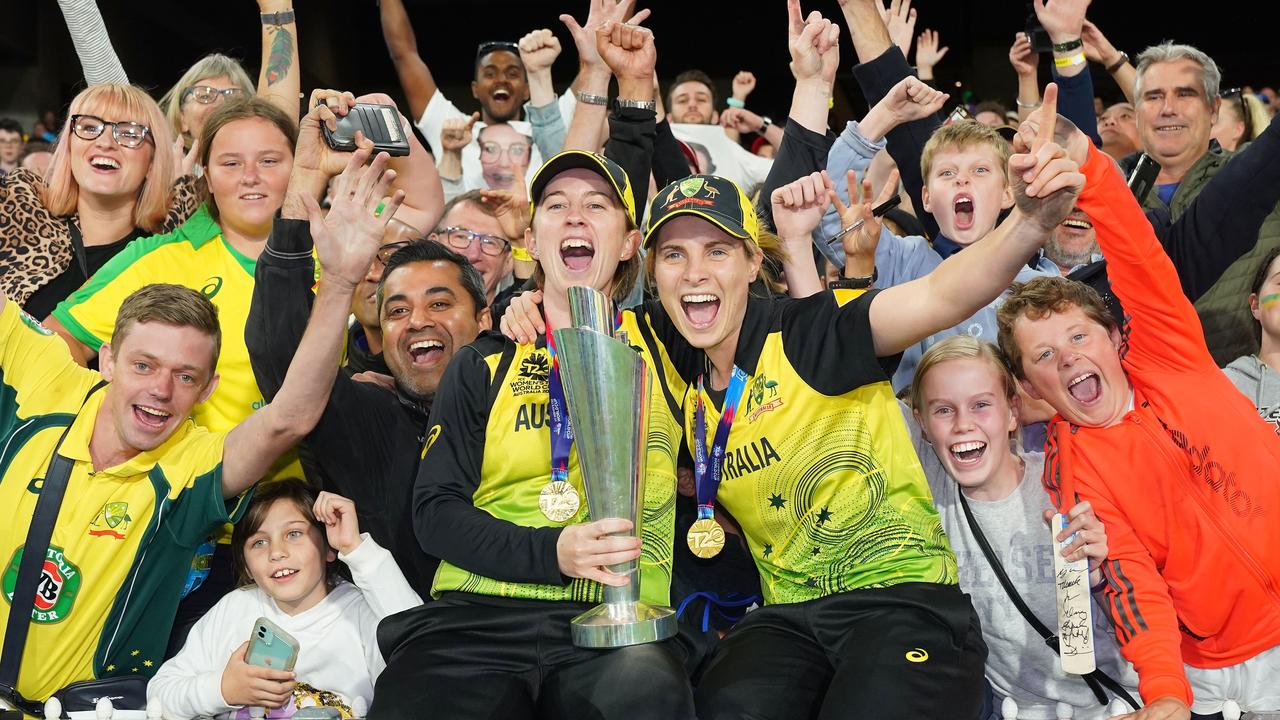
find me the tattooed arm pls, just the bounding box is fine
[257,0,301,124]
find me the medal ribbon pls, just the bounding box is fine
[545,312,622,483]
[694,366,749,521]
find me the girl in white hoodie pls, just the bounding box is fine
[148,480,421,719]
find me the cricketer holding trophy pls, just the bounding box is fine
[371,151,695,719]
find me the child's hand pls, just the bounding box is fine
[314,491,362,555]
[221,640,296,709]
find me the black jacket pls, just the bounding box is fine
[246,215,439,596]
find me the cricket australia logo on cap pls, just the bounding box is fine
[2,544,82,623]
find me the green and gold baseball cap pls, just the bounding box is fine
[644,175,760,250]
[528,150,636,225]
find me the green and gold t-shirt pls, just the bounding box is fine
[419,309,684,605]
[674,290,957,605]
[0,301,246,699]
[51,205,301,542]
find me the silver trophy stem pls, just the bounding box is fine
[556,286,677,648]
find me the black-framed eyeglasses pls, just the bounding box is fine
[375,240,412,266]
[479,141,530,160]
[183,85,247,105]
[476,41,520,64]
[1219,87,1254,140]
[433,226,510,257]
[70,114,153,149]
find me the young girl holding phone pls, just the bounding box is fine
[147,480,420,718]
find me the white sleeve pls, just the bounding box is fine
[146,593,246,720]
[416,92,464,161]
[556,86,578,132]
[339,533,423,619]
[736,146,774,196]
[56,0,129,84]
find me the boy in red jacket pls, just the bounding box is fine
[996,110,1280,720]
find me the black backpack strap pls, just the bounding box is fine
[0,381,108,692]
[957,492,1140,711]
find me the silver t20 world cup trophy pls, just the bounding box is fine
[553,286,677,648]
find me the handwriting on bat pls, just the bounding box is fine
[1057,568,1093,655]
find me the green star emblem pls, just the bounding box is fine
[816,507,832,525]
[768,493,786,509]
[763,544,773,557]
[811,546,821,556]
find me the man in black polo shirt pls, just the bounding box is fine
[247,139,490,596]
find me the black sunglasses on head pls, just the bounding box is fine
[1220,87,1254,140]
[476,41,520,63]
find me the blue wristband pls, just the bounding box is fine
[726,97,745,109]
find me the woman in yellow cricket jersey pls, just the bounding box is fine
[641,146,1084,719]
[371,150,695,719]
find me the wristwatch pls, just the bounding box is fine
[759,116,773,133]
[576,91,609,106]
[829,268,877,290]
[613,97,657,112]
[260,9,296,25]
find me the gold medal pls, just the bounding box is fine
[539,480,581,522]
[686,517,726,558]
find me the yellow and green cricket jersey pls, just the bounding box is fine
[50,205,301,532]
[0,301,247,699]
[424,310,685,605]
[677,290,958,605]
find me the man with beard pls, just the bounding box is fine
[344,220,421,377]
[665,69,774,196]
[248,129,491,596]
[1045,207,1101,275]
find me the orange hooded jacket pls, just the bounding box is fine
[1041,144,1280,706]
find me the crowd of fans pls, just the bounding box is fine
[2,0,1279,718]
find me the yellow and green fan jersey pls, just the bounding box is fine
[0,301,247,699]
[676,290,958,605]
[50,205,301,499]
[422,309,684,606]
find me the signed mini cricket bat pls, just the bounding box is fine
[1053,513,1096,675]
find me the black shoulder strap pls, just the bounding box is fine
[64,217,90,279]
[957,491,1140,712]
[486,343,516,410]
[630,312,684,424]
[0,381,108,689]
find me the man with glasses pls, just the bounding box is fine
[0,118,23,177]
[428,190,536,311]
[345,220,421,376]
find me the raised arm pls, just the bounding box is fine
[1034,0,1103,147]
[756,0,841,230]
[223,148,406,497]
[256,0,300,124]
[520,29,568,159]
[1082,19,1136,105]
[560,3,650,153]
[1160,114,1280,301]
[598,21,658,216]
[56,0,128,84]
[838,0,895,64]
[869,86,1083,356]
[378,0,439,123]
[282,90,442,232]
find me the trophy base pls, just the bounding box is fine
[570,601,678,648]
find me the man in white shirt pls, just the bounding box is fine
[378,0,576,196]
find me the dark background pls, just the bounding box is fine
[1,0,1273,128]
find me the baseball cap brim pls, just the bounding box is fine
[528,150,636,225]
